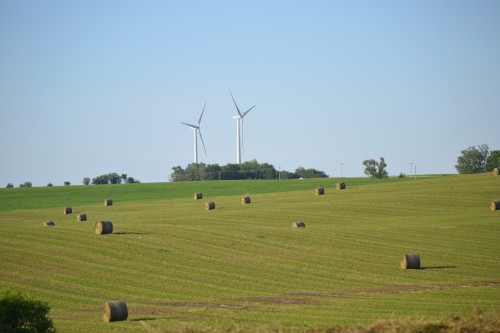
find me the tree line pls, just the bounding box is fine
[455,144,500,174]
[169,160,328,181]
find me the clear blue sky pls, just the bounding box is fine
[1,1,499,186]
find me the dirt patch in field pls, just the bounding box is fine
[155,301,239,309]
[289,280,500,299]
[153,280,499,311]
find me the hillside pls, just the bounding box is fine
[0,174,499,332]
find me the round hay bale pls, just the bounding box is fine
[104,199,113,206]
[206,202,215,210]
[490,200,500,211]
[103,300,128,322]
[95,221,113,235]
[77,213,87,222]
[493,168,499,176]
[64,207,72,215]
[336,182,346,190]
[400,253,421,269]
[194,192,203,200]
[292,221,306,228]
[241,196,251,204]
[315,187,324,195]
[44,221,55,227]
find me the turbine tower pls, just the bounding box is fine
[230,91,255,164]
[181,103,207,164]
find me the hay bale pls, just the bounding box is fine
[490,200,500,211]
[336,182,346,190]
[206,202,216,210]
[64,207,72,215]
[493,168,499,176]
[315,187,324,195]
[104,199,113,206]
[194,192,203,200]
[95,221,113,235]
[77,213,87,222]
[400,253,421,269]
[103,300,128,322]
[44,221,55,227]
[241,196,251,204]
[292,221,305,228]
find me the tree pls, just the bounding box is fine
[64,181,71,186]
[108,173,122,184]
[92,174,109,185]
[0,291,56,333]
[121,174,128,183]
[295,167,329,178]
[377,157,388,178]
[363,157,388,178]
[6,183,14,188]
[82,177,90,186]
[19,181,32,188]
[455,144,489,174]
[362,159,378,178]
[126,177,140,184]
[47,183,53,187]
[484,150,500,172]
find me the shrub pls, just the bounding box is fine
[0,291,56,333]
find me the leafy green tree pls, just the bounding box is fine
[92,174,109,185]
[295,167,329,178]
[47,183,53,187]
[377,157,388,178]
[455,144,489,174]
[64,181,70,186]
[0,291,56,333]
[126,177,140,184]
[170,166,188,181]
[363,157,388,178]
[82,177,90,185]
[19,182,32,188]
[362,159,378,178]
[206,163,222,180]
[484,150,500,172]
[107,173,122,184]
[6,183,14,188]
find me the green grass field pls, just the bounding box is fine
[0,174,499,332]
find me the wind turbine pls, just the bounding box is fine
[181,103,207,164]
[230,91,255,164]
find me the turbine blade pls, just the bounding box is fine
[242,105,255,117]
[181,122,198,129]
[198,129,207,156]
[198,102,206,125]
[230,91,243,117]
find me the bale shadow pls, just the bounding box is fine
[130,317,156,322]
[420,266,457,270]
[113,232,147,235]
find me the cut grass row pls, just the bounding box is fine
[0,173,499,332]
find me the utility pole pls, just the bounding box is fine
[409,162,413,177]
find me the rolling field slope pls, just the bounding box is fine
[0,174,499,332]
